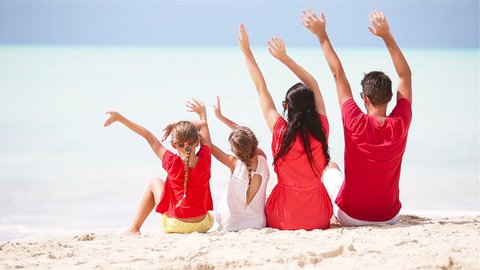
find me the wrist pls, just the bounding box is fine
[242,47,253,56]
[316,31,327,41]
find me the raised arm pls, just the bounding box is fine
[267,37,326,116]
[211,144,237,173]
[302,8,353,107]
[185,98,212,148]
[213,96,267,160]
[213,96,240,130]
[238,24,280,132]
[104,111,166,161]
[368,10,412,102]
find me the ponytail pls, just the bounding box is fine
[175,142,192,208]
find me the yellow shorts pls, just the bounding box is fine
[159,212,214,234]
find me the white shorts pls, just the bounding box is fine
[322,167,400,226]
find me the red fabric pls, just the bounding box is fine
[337,98,412,221]
[155,145,213,218]
[266,114,333,230]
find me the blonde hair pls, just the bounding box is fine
[228,127,258,192]
[171,121,199,208]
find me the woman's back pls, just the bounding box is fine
[266,114,333,230]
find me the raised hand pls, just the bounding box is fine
[368,10,391,38]
[301,8,326,37]
[186,98,206,120]
[213,96,223,119]
[103,111,124,127]
[161,123,175,142]
[238,24,251,54]
[267,37,288,62]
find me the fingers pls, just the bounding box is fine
[103,111,116,126]
[369,10,386,26]
[238,23,248,41]
[367,26,375,34]
[301,8,320,27]
[267,37,285,53]
[215,96,221,110]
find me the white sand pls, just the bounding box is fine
[1,215,479,270]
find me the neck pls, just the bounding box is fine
[366,104,388,125]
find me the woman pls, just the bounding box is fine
[238,24,332,230]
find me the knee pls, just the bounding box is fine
[149,177,165,189]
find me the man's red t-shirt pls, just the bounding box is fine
[337,98,412,221]
[155,145,213,218]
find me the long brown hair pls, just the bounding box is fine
[229,126,258,196]
[171,121,199,208]
[273,83,330,176]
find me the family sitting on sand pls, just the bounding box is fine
[103,9,412,234]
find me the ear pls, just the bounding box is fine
[363,95,371,106]
[171,141,177,149]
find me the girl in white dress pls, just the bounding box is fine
[211,97,270,231]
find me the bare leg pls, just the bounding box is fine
[124,178,165,236]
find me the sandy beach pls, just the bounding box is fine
[1,215,478,270]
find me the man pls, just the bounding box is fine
[302,9,412,226]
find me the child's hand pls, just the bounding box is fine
[267,37,288,62]
[161,123,175,142]
[213,96,223,119]
[368,10,391,39]
[238,24,251,55]
[186,98,207,119]
[103,111,123,127]
[301,8,326,37]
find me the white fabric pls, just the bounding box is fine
[322,167,400,226]
[216,155,270,231]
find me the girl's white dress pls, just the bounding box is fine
[216,155,270,231]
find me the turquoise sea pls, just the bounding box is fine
[0,46,478,241]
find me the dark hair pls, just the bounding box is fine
[273,82,330,175]
[229,126,258,200]
[361,71,392,106]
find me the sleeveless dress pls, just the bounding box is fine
[216,155,270,231]
[265,114,333,230]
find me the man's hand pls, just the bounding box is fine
[301,8,326,38]
[368,10,391,39]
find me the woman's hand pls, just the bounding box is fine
[238,24,251,55]
[267,37,288,62]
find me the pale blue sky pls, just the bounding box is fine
[0,0,478,47]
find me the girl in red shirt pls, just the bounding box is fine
[238,25,332,230]
[103,99,214,235]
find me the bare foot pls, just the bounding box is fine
[122,228,141,236]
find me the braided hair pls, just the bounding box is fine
[229,127,258,205]
[171,121,199,208]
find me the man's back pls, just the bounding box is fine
[336,98,412,221]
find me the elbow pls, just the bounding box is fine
[400,68,412,80]
[332,70,344,82]
[144,131,155,143]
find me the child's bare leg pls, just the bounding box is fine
[124,178,164,235]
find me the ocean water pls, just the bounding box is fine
[0,46,478,241]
